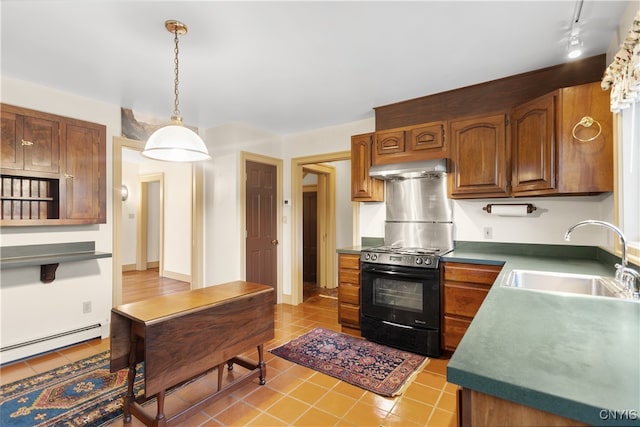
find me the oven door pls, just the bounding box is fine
[360,262,440,330]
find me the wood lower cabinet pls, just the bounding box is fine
[458,388,587,427]
[373,121,446,165]
[351,133,384,202]
[338,253,362,334]
[442,262,502,351]
[1,104,106,225]
[449,113,509,198]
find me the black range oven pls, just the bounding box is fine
[360,246,446,357]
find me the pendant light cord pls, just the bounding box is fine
[172,28,181,121]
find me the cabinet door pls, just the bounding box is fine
[374,129,405,156]
[60,119,106,223]
[557,82,613,193]
[1,108,60,174]
[511,92,556,194]
[22,115,60,174]
[449,113,509,198]
[351,133,384,202]
[1,110,23,170]
[408,122,445,152]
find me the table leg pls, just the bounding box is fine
[257,344,266,385]
[217,363,224,391]
[123,335,137,424]
[156,390,166,426]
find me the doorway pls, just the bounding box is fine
[112,136,204,307]
[240,151,283,303]
[291,151,356,305]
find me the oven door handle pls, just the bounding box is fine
[364,267,430,279]
[382,320,413,329]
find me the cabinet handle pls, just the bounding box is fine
[21,139,34,146]
[572,116,602,142]
[64,173,74,179]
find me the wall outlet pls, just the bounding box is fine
[483,227,493,239]
[82,301,92,314]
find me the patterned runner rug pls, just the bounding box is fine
[269,327,429,397]
[0,351,144,427]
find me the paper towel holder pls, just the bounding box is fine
[483,203,537,214]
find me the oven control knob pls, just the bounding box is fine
[415,257,423,265]
[364,253,370,260]
[371,254,378,261]
[425,257,432,265]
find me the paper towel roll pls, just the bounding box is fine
[490,205,529,217]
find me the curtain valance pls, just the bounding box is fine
[602,9,640,112]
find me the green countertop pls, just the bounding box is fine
[444,247,640,426]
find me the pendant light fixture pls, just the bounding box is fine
[142,20,211,162]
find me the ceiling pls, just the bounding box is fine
[1,1,630,136]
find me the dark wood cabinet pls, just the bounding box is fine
[373,121,446,165]
[442,262,502,351]
[1,106,60,174]
[511,92,556,194]
[510,81,612,196]
[338,253,362,334]
[448,113,509,198]
[61,118,106,222]
[351,133,384,202]
[554,81,613,194]
[449,82,612,199]
[1,104,106,225]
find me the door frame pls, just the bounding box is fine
[302,163,336,290]
[112,136,204,307]
[291,150,354,305]
[137,173,164,273]
[240,151,284,304]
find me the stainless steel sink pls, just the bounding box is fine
[501,269,629,299]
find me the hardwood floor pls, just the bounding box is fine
[122,268,190,304]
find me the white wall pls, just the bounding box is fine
[0,77,119,362]
[121,158,139,266]
[202,123,283,286]
[138,160,192,276]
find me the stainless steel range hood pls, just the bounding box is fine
[369,159,447,179]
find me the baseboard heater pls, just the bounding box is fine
[1,323,102,364]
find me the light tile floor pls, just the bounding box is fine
[0,296,457,426]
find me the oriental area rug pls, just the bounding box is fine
[0,351,144,427]
[269,327,429,397]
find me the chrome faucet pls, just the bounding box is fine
[564,220,640,298]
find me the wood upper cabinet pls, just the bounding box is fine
[449,82,612,199]
[511,92,556,194]
[449,113,509,198]
[351,133,384,202]
[554,81,613,194]
[373,121,446,165]
[1,104,106,225]
[1,105,60,174]
[510,81,612,196]
[60,118,106,223]
[442,262,502,352]
[338,253,362,334]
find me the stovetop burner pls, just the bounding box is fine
[360,245,452,268]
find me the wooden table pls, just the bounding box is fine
[110,281,275,426]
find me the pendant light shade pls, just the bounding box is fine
[144,122,211,162]
[142,20,211,162]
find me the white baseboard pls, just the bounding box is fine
[1,324,102,365]
[162,270,191,283]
